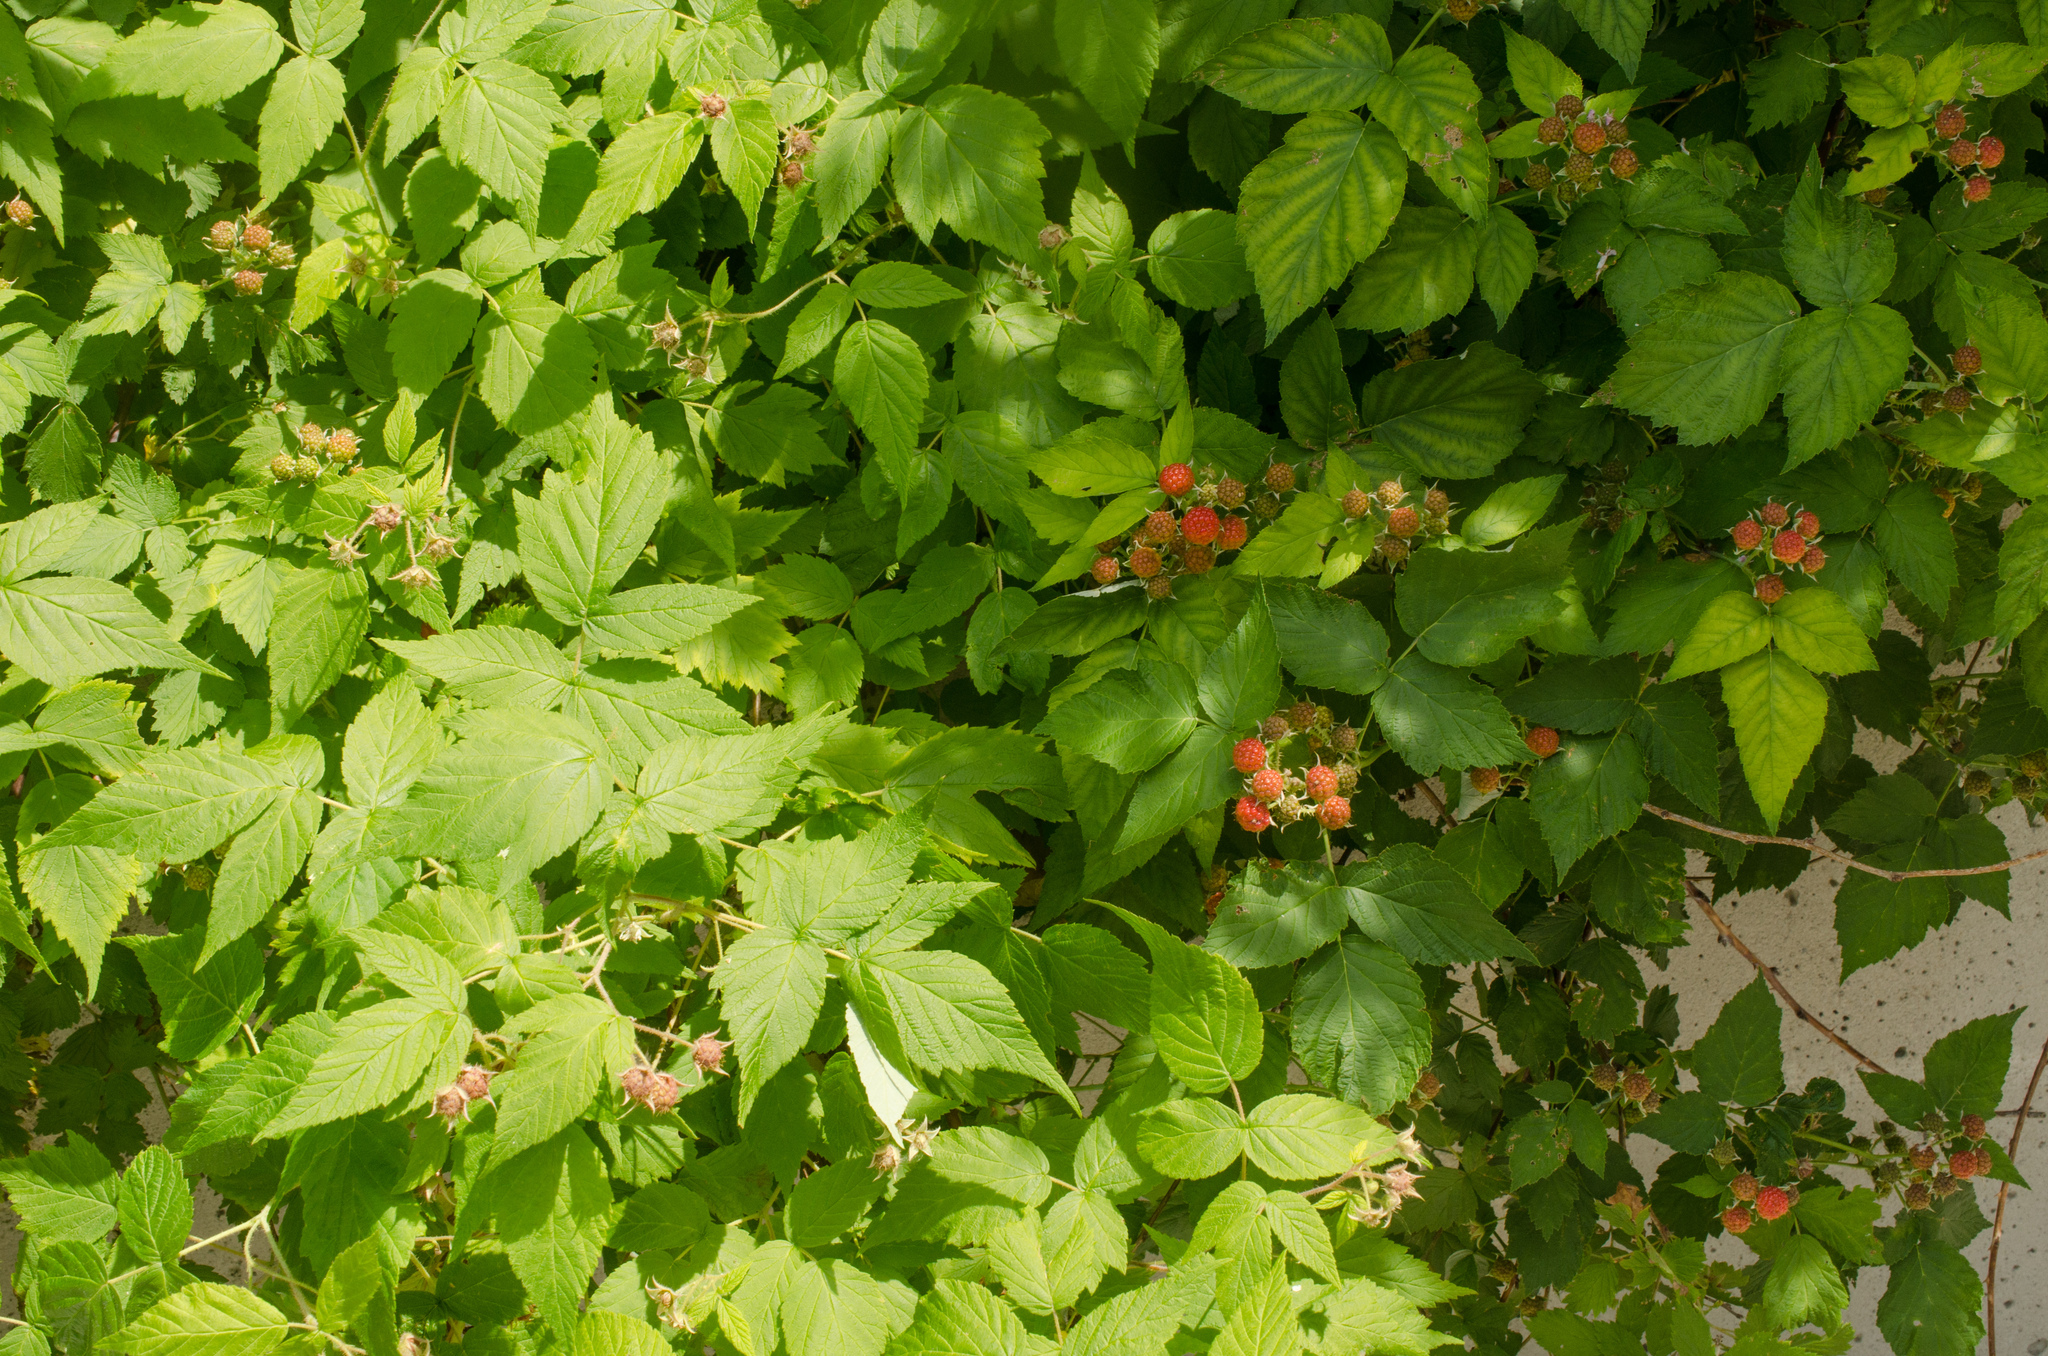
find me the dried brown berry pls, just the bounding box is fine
[370,503,405,533]
[1038,223,1069,251]
[779,159,806,188]
[456,1065,493,1099]
[692,1032,731,1073]
[1911,1144,1939,1171]
[698,92,729,119]
[1620,1069,1653,1101]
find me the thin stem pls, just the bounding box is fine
[1986,1027,2048,1356]
[441,377,474,499]
[1649,805,2048,881]
[1684,881,1891,1075]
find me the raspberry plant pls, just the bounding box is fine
[0,0,2041,1352]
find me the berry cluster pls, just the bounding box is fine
[1919,344,1988,417]
[1579,458,1634,533]
[204,217,297,297]
[431,1064,496,1127]
[1340,478,1452,568]
[1090,461,1263,599]
[270,422,361,484]
[1860,1112,1996,1212]
[1230,701,1361,834]
[1932,101,2004,204]
[1719,1170,1797,1234]
[4,196,34,230]
[323,493,460,587]
[621,1063,684,1115]
[1464,727,1560,800]
[1727,501,1824,602]
[1523,95,1638,203]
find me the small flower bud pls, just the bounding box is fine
[394,564,435,590]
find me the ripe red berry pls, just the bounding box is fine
[1802,546,1826,574]
[1265,462,1296,493]
[1342,488,1371,518]
[1755,574,1786,605]
[1554,94,1584,119]
[1538,115,1568,145]
[1759,501,1789,527]
[1233,738,1268,773]
[1950,1151,1981,1180]
[1731,519,1764,551]
[1793,510,1820,539]
[1722,1205,1754,1234]
[1573,121,1607,153]
[1091,555,1120,584]
[1609,147,1639,179]
[1250,768,1286,802]
[1953,344,1983,376]
[1234,797,1273,832]
[1316,796,1351,830]
[1305,765,1338,802]
[1753,1185,1790,1220]
[1387,505,1421,538]
[1470,766,1501,793]
[1731,1173,1760,1201]
[1964,175,1993,204]
[1977,135,2005,169]
[1942,384,1972,411]
[1771,530,1807,564]
[1142,509,1177,544]
[1181,506,1220,545]
[1524,727,1559,758]
[1160,463,1195,497]
[1950,138,1980,167]
[1935,103,1967,138]
[1129,546,1162,578]
[1218,516,1248,551]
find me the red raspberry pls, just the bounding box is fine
[1953,345,1983,376]
[1949,138,1979,167]
[1731,519,1764,551]
[1573,121,1607,152]
[1387,505,1421,538]
[1091,556,1120,584]
[1771,530,1807,564]
[1233,738,1268,773]
[1265,463,1296,493]
[1305,765,1338,802]
[1218,516,1248,550]
[1942,385,1972,411]
[1250,768,1286,802]
[1754,1185,1790,1220]
[1964,175,1993,204]
[1424,486,1450,515]
[1722,1205,1754,1234]
[1524,727,1558,758]
[1182,543,1215,574]
[232,270,265,295]
[1754,574,1786,605]
[1181,506,1220,545]
[1794,510,1820,538]
[1216,477,1246,508]
[1538,115,1568,144]
[1950,1150,1981,1180]
[1316,796,1351,830]
[1759,501,1789,527]
[1977,135,2005,169]
[1801,546,1825,574]
[240,222,271,251]
[1962,1113,1988,1141]
[1470,767,1500,793]
[1234,797,1273,832]
[1129,547,1162,578]
[1141,509,1177,544]
[1341,488,1371,519]
[1935,103,1967,139]
[1160,463,1195,497]
[1731,1173,1760,1201]
[1609,147,1639,179]
[1554,95,1584,119]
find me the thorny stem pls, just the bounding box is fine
[1649,805,2048,881]
[1683,880,1892,1076]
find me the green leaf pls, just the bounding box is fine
[891,84,1048,261]
[1206,862,1350,970]
[132,929,265,1058]
[1506,1108,1570,1189]
[709,96,778,231]
[268,563,370,727]
[258,55,344,200]
[476,275,599,435]
[388,270,483,394]
[1529,731,1649,873]
[1292,936,1430,1112]
[1688,974,1785,1105]
[515,440,667,624]
[566,111,703,250]
[439,59,559,205]
[1463,476,1565,547]
[1266,583,1389,694]
[1923,1010,2021,1116]
[491,993,635,1163]
[1370,652,1530,776]
[1666,588,1769,680]
[1780,304,1913,467]
[0,576,218,689]
[1721,649,1827,829]
[382,626,574,706]
[1336,204,1475,335]
[1769,586,1877,674]
[1211,1261,1302,1356]
[1761,1235,1849,1329]
[495,1127,611,1337]
[82,1,283,108]
[1611,272,1802,445]
[814,91,901,242]
[0,1136,117,1242]
[264,996,462,1135]
[103,1284,289,1356]
[1357,344,1543,480]
[1556,0,1649,77]
[1138,1096,1247,1177]
[116,1146,193,1267]
[1199,593,1282,733]
[1199,12,1389,113]
[1341,843,1535,965]
[1112,906,1262,1094]
[1056,0,1161,134]
[1363,46,1488,210]
[1878,1238,1983,1356]
[1237,112,1404,338]
[1146,209,1255,309]
[1500,26,1582,113]
[1784,158,1895,308]
[1118,723,1237,850]
[1038,658,1199,774]
[1243,1093,1388,1179]
[836,319,929,476]
[1397,526,1572,667]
